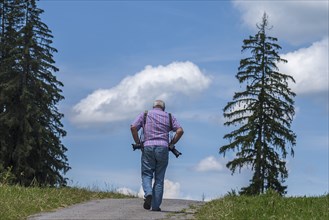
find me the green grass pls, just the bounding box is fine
[1,184,328,220]
[195,192,329,220]
[0,184,132,220]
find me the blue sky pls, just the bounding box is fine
[39,0,328,201]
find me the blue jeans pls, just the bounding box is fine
[141,145,169,209]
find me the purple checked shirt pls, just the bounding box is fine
[131,108,181,147]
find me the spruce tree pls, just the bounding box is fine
[0,0,25,177]
[219,13,296,195]
[0,0,70,186]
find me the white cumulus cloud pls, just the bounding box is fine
[71,61,211,125]
[233,0,328,45]
[116,187,137,196]
[279,37,329,95]
[137,179,181,199]
[233,1,329,97]
[194,156,224,172]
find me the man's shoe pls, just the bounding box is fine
[143,195,152,210]
[151,208,161,211]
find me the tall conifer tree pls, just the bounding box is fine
[220,13,296,195]
[0,0,25,177]
[0,0,70,186]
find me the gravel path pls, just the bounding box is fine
[28,198,205,220]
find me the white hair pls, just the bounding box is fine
[153,100,165,110]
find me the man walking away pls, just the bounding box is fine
[130,100,184,211]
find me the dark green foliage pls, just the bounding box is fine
[0,0,70,186]
[220,13,296,195]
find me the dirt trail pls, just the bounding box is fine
[28,198,205,220]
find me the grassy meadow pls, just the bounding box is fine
[0,184,131,220]
[195,191,329,220]
[0,183,328,220]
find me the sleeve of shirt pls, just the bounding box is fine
[171,114,181,132]
[131,112,144,131]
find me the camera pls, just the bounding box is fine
[132,143,182,158]
[168,144,182,158]
[132,143,143,151]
